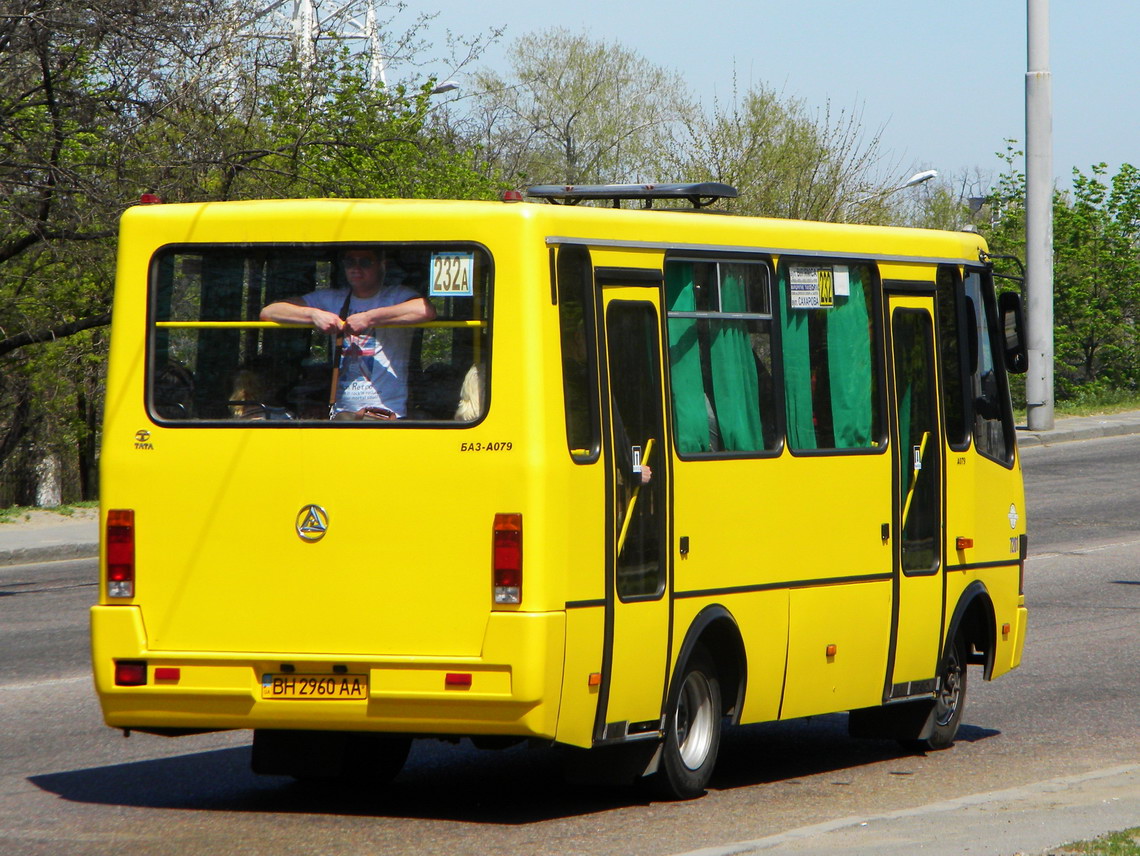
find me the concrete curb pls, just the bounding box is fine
[1016,410,1140,447]
[0,541,99,567]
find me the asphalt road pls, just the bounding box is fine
[1,435,1138,856]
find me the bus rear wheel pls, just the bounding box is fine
[656,646,721,800]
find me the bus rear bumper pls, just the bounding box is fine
[91,605,566,739]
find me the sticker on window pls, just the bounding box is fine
[430,252,475,296]
[789,265,835,309]
[834,265,850,297]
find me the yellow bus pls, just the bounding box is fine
[92,184,1029,798]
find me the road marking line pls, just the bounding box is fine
[1029,536,1140,561]
[0,674,90,692]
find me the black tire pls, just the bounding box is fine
[656,646,722,800]
[907,634,968,752]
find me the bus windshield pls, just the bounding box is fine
[148,243,490,425]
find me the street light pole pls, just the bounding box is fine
[1026,0,1054,430]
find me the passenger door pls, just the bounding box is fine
[886,292,945,694]
[595,287,672,742]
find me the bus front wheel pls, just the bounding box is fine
[656,646,721,799]
[911,634,968,751]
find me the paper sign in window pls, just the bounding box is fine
[430,252,475,296]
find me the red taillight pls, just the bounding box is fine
[115,661,147,686]
[493,513,522,604]
[106,509,135,598]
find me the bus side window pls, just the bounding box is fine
[665,258,778,455]
[936,265,971,450]
[965,270,1014,463]
[557,246,601,460]
[778,261,882,452]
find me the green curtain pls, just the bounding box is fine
[710,270,764,450]
[826,268,874,447]
[778,266,817,450]
[666,263,711,453]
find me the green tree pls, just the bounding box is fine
[0,0,497,504]
[257,55,498,201]
[1052,163,1140,394]
[984,144,1140,401]
[651,80,894,221]
[466,28,691,186]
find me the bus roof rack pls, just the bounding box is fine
[525,182,738,209]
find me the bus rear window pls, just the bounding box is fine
[148,244,490,425]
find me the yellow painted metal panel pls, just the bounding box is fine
[670,593,790,726]
[780,581,892,719]
[555,606,605,748]
[93,606,563,737]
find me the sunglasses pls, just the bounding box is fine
[343,256,378,269]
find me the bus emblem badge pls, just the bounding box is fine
[296,505,329,542]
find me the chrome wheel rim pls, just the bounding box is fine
[675,670,715,770]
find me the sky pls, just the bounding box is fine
[410,0,1139,194]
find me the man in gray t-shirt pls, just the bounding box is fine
[260,248,436,417]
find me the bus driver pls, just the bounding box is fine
[260,248,435,418]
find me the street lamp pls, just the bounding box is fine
[857,169,938,204]
[430,80,459,95]
[898,169,938,190]
[843,169,938,222]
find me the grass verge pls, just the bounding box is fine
[0,501,98,524]
[1016,392,1140,422]
[1048,828,1140,855]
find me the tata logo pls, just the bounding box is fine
[296,505,329,542]
[134,429,154,450]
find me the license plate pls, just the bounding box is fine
[261,673,368,700]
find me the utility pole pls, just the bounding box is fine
[1025,0,1054,430]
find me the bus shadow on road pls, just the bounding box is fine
[28,741,646,823]
[29,715,1000,824]
[710,714,1000,791]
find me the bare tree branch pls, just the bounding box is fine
[0,312,110,359]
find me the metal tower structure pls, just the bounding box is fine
[250,0,386,86]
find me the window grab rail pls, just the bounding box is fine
[154,320,485,329]
[617,437,655,555]
[900,430,930,527]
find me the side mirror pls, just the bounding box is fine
[998,291,1028,374]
